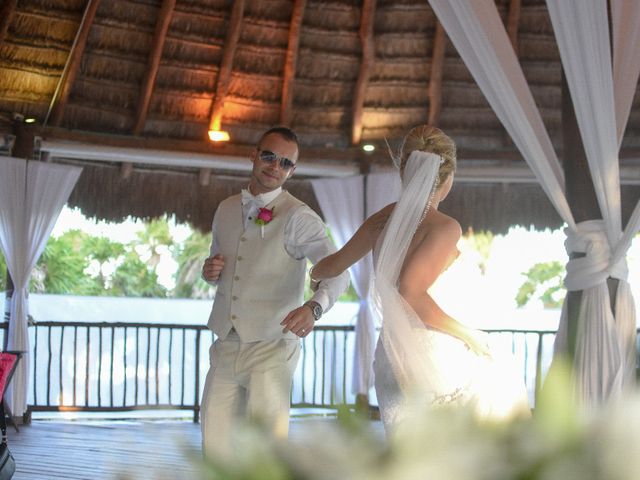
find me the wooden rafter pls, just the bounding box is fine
[507,0,522,55]
[208,0,245,132]
[280,0,307,126]
[132,0,176,135]
[428,21,445,126]
[0,0,18,46]
[351,0,376,145]
[46,0,101,127]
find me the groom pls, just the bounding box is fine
[200,126,349,458]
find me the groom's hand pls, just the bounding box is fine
[202,254,225,281]
[281,306,314,338]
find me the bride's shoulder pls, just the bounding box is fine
[426,211,462,239]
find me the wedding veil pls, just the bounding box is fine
[372,150,451,395]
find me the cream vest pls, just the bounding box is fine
[207,191,307,342]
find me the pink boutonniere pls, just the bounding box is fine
[255,207,274,238]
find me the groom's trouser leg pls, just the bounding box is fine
[201,336,245,460]
[201,334,301,458]
[246,338,300,440]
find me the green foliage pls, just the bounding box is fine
[0,249,6,289]
[31,230,98,295]
[173,228,215,299]
[109,251,167,298]
[516,260,566,309]
[31,224,170,298]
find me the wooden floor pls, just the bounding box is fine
[8,416,385,479]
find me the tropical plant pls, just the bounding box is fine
[516,261,566,309]
[31,230,100,295]
[135,218,174,271]
[109,251,167,298]
[0,249,6,290]
[173,228,215,299]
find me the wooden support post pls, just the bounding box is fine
[208,0,245,133]
[0,0,18,46]
[351,0,376,145]
[280,0,306,126]
[119,162,134,180]
[47,0,101,127]
[198,168,211,187]
[428,21,445,126]
[506,0,521,55]
[133,0,176,135]
[561,72,619,360]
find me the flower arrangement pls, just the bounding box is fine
[195,363,640,480]
[255,207,274,238]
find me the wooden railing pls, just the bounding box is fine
[21,320,562,421]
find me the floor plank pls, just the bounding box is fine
[8,417,385,479]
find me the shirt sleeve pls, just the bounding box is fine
[202,209,220,285]
[284,206,350,313]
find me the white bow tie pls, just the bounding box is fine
[241,189,265,208]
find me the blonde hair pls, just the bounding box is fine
[400,125,457,186]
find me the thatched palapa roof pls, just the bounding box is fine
[1,0,639,233]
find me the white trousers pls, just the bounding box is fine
[200,330,301,459]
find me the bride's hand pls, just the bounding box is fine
[464,330,491,357]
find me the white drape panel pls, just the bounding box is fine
[311,172,402,395]
[428,0,639,403]
[366,172,401,216]
[0,158,82,416]
[546,0,621,242]
[428,0,575,230]
[611,0,640,146]
[545,0,639,399]
[311,175,376,395]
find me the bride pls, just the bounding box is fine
[310,125,530,433]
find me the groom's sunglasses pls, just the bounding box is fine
[257,149,296,171]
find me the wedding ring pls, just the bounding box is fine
[301,328,306,334]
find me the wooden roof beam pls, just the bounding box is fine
[0,0,18,46]
[280,0,307,126]
[507,0,522,55]
[46,0,101,127]
[208,0,245,133]
[351,0,376,146]
[428,21,445,126]
[132,0,176,135]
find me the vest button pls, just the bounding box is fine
[240,236,247,242]
[232,296,238,301]
[231,315,237,320]
[234,275,240,281]
[237,256,243,261]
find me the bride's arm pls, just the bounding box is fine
[310,207,389,283]
[398,218,489,355]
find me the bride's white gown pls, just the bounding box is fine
[373,247,531,432]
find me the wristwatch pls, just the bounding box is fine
[304,301,323,321]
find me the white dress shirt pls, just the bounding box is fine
[207,187,349,314]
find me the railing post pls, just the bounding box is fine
[535,332,544,405]
[193,329,201,424]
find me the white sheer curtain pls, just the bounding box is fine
[311,176,375,395]
[366,172,401,216]
[311,172,402,396]
[546,0,640,401]
[427,0,640,404]
[0,158,82,416]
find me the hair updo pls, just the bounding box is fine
[400,125,457,186]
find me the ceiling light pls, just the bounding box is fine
[208,130,230,142]
[24,118,36,124]
[362,144,375,152]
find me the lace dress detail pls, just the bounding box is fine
[372,245,530,434]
